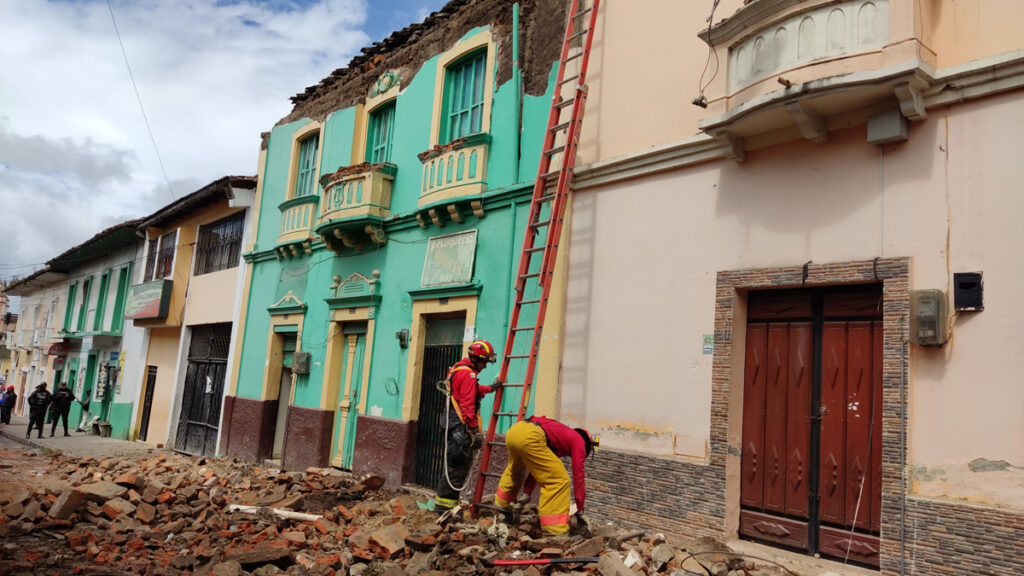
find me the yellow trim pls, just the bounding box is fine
[285,121,324,201]
[401,295,478,421]
[354,83,401,165]
[229,148,266,396]
[324,308,376,466]
[261,315,304,403]
[534,202,571,417]
[428,29,496,147]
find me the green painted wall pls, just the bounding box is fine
[233,27,558,438]
[108,402,133,439]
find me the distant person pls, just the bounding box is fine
[49,383,75,437]
[0,385,16,424]
[25,383,52,439]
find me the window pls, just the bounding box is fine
[92,270,111,331]
[194,212,245,276]
[144,231,177,282]
[294,134,320,197]
[111,265,131,333]
[77,277,92,332]
[63,283,76,331]
[366,101,396,164]
[442,51,486,143]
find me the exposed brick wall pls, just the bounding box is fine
[900,496,1024,576]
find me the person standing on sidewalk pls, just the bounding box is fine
[0,385,16,424]
[25,383,52,439]
[49,383,75,437]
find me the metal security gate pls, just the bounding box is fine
[740,287,883,567]
[414,343,463,488]
[175,324,232,456]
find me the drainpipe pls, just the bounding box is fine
[512,3,522,183]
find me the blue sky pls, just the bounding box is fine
[0,0,447,279]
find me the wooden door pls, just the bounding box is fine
[740,287,882,567]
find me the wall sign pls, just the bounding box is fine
[125,279,173,320]
[420,230,478,288]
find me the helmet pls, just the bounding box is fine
[468,339,497,363]
[575,428,600,457]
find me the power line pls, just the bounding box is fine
[106,0,176,202]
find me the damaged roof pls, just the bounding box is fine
[139,175,256,230]
[46,219,143,274]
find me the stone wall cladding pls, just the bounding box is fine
[901,496,1024,575]
[352,415,417,486]
[282,405,333,471]
[587,449,725,539]
[222,395,278,463]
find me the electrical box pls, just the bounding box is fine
[910,290,947,347]
[953,272,984,311]
[293,351,312,375]
[867,109,909,145]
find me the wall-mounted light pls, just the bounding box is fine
[396,329,409,349]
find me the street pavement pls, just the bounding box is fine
[0,412,158,459]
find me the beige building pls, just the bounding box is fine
[4,269,69,416]
[553,1,1024,573]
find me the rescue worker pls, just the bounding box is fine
[434,339,501,510]
[494,415,598,535]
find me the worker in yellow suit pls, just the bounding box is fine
[494,415,597,534]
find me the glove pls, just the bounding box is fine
[471,432,485,450]
[491,377,504,389]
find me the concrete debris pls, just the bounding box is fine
[0,449,787,576]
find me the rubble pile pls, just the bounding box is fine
[0,451,788,576]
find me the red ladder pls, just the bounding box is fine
[471,0,600,516]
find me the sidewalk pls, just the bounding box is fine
[0,412,159,459]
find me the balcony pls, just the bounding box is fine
[698,0,934,147]
[417,133,489,219]
[314,162,395,253]
[276,195,319,258]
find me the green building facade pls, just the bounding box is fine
[221,1,568,486]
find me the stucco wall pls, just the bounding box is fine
[183,268,239,326]
[564,92,1024,506]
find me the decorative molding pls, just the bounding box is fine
[369,70,400,98]
[326,271,382,311]
[408,282,483,302]
[268,290,307,315]
[785,102,828,143]
[699,0,824,45]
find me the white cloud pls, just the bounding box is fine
[0,0,371,277]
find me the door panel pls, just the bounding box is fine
[763,324,790,514]
[785,322,812,518]
[740,324,767,509]
[819,323,848,526]
[844,322,873,530]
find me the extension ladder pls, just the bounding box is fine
[471,0,600,516]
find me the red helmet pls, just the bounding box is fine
[468,339,496,363]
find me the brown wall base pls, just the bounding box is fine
[352,415,416,486]
[282,405,333,471]
[221,395,277,463]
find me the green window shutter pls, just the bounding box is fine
[77,277,92,332]
[366,102,396,164]
[281,333,298,368]
[63,283,77,331]
[443,51,487,143]
[111,265,131,333]
[294,134,320,197]
[92,270,111,332]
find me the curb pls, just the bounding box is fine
[0,427,52,453]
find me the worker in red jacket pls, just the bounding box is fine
[434,339,501,510]
[495,415,598,535]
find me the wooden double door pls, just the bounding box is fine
[740,287,883,566]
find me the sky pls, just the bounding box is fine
[0,0,446,283]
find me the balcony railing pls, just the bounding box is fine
[418,133,489,208]
[277,195,319,246]
[318,163,396,225]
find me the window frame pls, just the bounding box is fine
[144,230,177,282]
[365,100,397,164]
[441,50,487,144]
[111,264,131,334]
[92,269,111,332]
[63,282,77,331]
[193,211,246,276]
[76,276,92,332]
[293,133,320,198]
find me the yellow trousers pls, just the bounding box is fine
[495,421,571,534]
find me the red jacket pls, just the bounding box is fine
[524,415,587,513]
[448,358,494,430]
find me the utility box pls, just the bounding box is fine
[867,109,909,145]
[911,290,947,346]
[953,272,984,311]
[293,351,312,375]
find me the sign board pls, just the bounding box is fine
[702,334,714,355]
[420,230,478,288]
[125,279,173,320]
